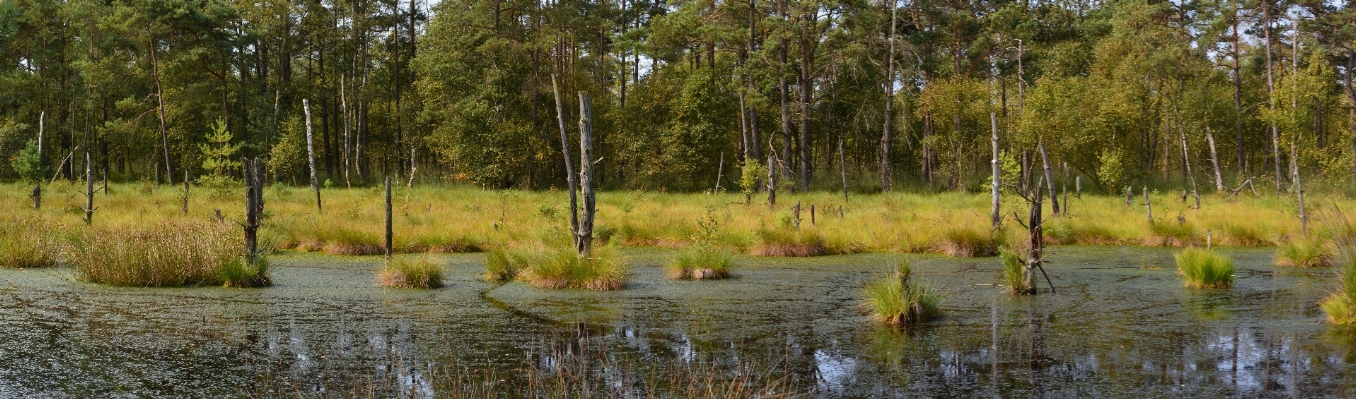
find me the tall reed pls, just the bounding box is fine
[0,216,62,268]
[67,221,245,287]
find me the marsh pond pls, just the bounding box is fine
[1,246,1352,398]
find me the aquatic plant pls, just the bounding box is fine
[1274,238,1332,267]
[517,245,628,290]
[751,227,827,257]
[935,227,1000,257]
[1175,248,1233,289]
[861,261,941,326]
[1000,250,1027,294]
[220,256,272,288]
[0,216,62,268]
[67,221,245,287]
[377,256,445,289]
[666,246,736,280]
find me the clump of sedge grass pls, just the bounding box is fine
[1274,238,1332,267]
[485,247,530,282]
[1000,250,1028,294]
[221,256,272,288]
[377,256,445,289]
[517,245,628,290]
[1320,254,1356,325]
[751,227,827,257]
[1175,248,1233,289]
[67,221,244,287]
[0,216,63,268]
[935,227,1000,257]
[860,261,941,326]
[667,246,736,280]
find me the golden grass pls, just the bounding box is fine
[67,221,244,287]
[377,256,445,288]
[0,182,1340,259]
[0,216,63,268]
[515,244,629,290]
[666,246,736,280]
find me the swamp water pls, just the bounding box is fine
[1,246,1354,398]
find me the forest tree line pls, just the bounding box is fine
[0,0,1353,194]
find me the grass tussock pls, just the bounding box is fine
[935,227,1000,257]
[517,245,629,290]
[377,256,445,288]
[68,221,246,287]
[666,246,736,280]
[860,261,941,326]
[1322,250,1356,325]
[220,257,272,288]
[484,247,529,282]
[1220,223,1272,247]
[0,216,63,268]
[1001,250,1027,294]
[751,227,827,257]
[1274,238,1332,267]
[1175,248,1234,289]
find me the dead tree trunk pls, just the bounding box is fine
[1292,144,1307,235]
[1144,186,1153,224]
[577,91,597,258]
[991,112,1001,229]
[1207,130,1225,192]
[83,150,93,225]
[182,170,189,215]
[342,75,352,188]
[767,154,777,208]
[385,176,393,260]
[304,99,322,214]
[1023,178,1042,295]
[1179,126,1199,209]
[407,148,417,189]
[552,75,580,252]
[838,137,848,207]
[32,111,42,210]
[243,158,264,267]
[1038,144,1059,215]
[714,153,724,193]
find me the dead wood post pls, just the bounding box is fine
[1125,186,1133,207]
[1075,176,1081,199]
[32,111,43,210]
[838,137,848,208]
[990,112,1001,229]
[182,170,189,215]
[577,91,597,258]
[767,154,777,208]
[792,201,802,229]
[1144,186,1153,224]
[1292,144,1307,235]
[303,99,321,214]
[385,176,393,261]
[1206,130,1225,192]
[1024,178,1042,295]
[83,150,93,225]
[713,153,724,194]
[407,148,417,189]
[810,204,816,226]
[101,164,108,195]
[243,158,264,267]
[1038,143,1059,216]
[552,75,581,252]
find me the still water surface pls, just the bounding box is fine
[1,246,1352,397]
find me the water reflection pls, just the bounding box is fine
[3,248,1356,397]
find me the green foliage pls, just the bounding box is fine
[1175,249,1233,289]
[9,139,44,182]
[199,118,241,179]
[1096,149,1124,193]
[739,161,765,202]
[1322,249,1356,326]
[221,256,271,288]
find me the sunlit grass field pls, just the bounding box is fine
[1,181,1342,258]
